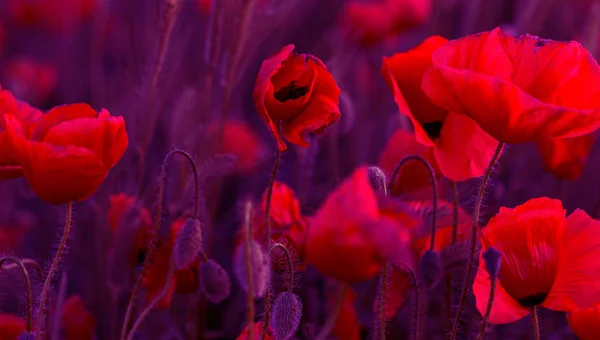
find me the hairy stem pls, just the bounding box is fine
[316,283,348,340]
[0,256,33,332]
[476,274,498,340]
[451,181,459,244]
[244,201,255,340]
[269,243,295,293]
[450,142,504,340]
[121,149,200,340]
[36,201,73,338]
[531,305,540,340]
[404,267,422,340]
[376,264,390,340]
[389,155,438,250]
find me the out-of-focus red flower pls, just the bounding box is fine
[61,295,96,340]
[382,36,498,182]
[8,0,97,33]
[234,181,308,270]
[0,86,42,180]
[331,287,361,340]
[142,219,200,308]
[254,44,341,151]
[567,303,600,340]
[473,197,600,324]
[196,0,211,14]
[3,57,57,104]
[108,193,153,265]
[0,313,26,339]
[0,24,5,55]
[422,27,600,144]
[342,0,432,46]
[3,103,128,204]
[536,133,597,180]
[206,120,267,174]
[236,321,275,340]
[306,166,421,282]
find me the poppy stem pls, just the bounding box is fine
[375,263,390,340]
[121,149,200,340]
[476,273,498,340]
[0,256,33,332]
[35,201,73,339]
[244,201,256,340]
[389,155,438,250]
[450,142,504,340]
[451,181,459,244]
[126,259,175,340]
[269,243,295,294]
[531,305,540,340]
[316,283,348,340]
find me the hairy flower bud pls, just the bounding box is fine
[173,218,203,270]
[233,241,271,298]
[272,292,302,340]
[418,250,443,290]
[368,166,388,194]
[482,246,502,279]
[199,259,231,304]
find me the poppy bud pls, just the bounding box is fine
[418,250,443,290]
[199,259,231,304]
[368,166,387,194]
[173,218,204,270]
[18,333,35,340]
[482,246,502,279]
[233,241,271,298]
[272,292,302,340]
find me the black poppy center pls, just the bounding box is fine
[273,81,309,102]
[421,121,443,140]
[517,292,548,307]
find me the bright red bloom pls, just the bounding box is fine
[61,295,96,340]
[306,166,420,282]
[422,27,600,143]
[108,193,153,265]
[331,287,361,340]
[382,36,499,182]
[8,0,97,33]
[342,0,432,46]
[473,197,600,324]
[236,322,275,340]
[0,313,26,339]
[567,303,600,340]
[254,44,341,151]
[536,133,596,180]
[3,57,57,104]
[206,120,267,174]
[3,103,128,204]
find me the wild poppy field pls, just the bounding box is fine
[2,0,600,339]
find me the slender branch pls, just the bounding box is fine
[316,283,348,340]
[268,243,294,293]
[0,256,33,332]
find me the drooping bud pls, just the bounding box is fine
[199,259,231,304]
[418,250,443,290]
[368,166,388,194]
[272,292,302,340]
[173,218,204,270]
[233,241,271,298]
[482,247,502,279]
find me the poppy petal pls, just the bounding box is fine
[281,93,341,147]
[30,103,98,140]
[567,304,600,340]
[536,133,596,180]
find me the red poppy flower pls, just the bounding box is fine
[108,193,153,265]
[342,0,432,46]
[142,219,200,308]
[0,313,26,339]
[306,166,421,282]
[331,287,361,340]
[382,36,499,182]
[236,321,275,340]
[3,103,128,204]
[7,0,97,33]
[473,197,600,324]
[254,44,341,151]
[536,133,596,180]
[567,303,600,340]
[3,57,57,104]
[61,295,96,340]
[422,27,600,143]
[206,120,267,174]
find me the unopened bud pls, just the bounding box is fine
[199,259,231,304]
[272,292,302,340]
[368,166,388,194]
[482,247,502,279]
[418,250,443,290]
[233,241,271,298]
[173,218,204,270]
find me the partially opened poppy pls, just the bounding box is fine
[536,133,596,180]
[0,313,26,339]
[567,303,600,340]
[422,27,600,143]
[61,295,96,340]
[473,197,600,324]
[3,103,128,204]
[306,166,421,282]
[382,36,499,182]
[108,193,153,265]
[254,44,341,151]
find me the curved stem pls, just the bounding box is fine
[405,267,422,340]
[316,283,348,340]
[35,201,72,338]
[126,260,175,340]
[0,256,33,332]
[389,155,438,250]
[121,149,199,340]
[450,142,504,340]
[269,243,294,293]
[244,201,255,340]
[476,274,498,340]
[451,181,459,244]
[531,305,540,340]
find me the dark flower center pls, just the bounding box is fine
[421,121,443,140]
[273,81,309,102]
[137,249,148,265]
[517,292,548,307]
